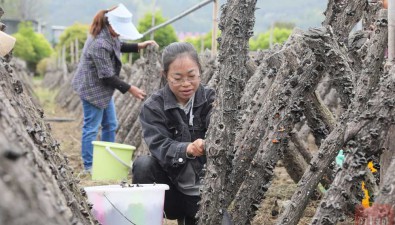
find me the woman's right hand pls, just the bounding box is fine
[128,85,146,100]
[138,40,159,50]
[186,139,205,157]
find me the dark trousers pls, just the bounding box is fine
[132,155,200,225]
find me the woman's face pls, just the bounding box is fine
[166,55,201,105]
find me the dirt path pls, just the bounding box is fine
[33,80,354,225]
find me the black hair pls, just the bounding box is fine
[162,42,202,77]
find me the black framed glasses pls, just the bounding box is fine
[168,76,201,86]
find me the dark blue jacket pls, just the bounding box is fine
[140,84,215,195]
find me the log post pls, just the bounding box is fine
[75,38,79,63]
[323,0,367,42]
[230,27,346,224]
[198,0,257,224]
[211,0,218,56]
[0,38,96,224]
[279,9,388,224]
[70,41,75,65]
[312,49,393,224]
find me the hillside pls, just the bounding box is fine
[2,0,327,35]
[48,0,327,32]
[49,0,326,33]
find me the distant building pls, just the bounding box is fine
[1,18,45,35]
[51,25,66,46]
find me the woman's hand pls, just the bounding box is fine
[186,139,205,157]
[128,85,146,100]
[138,40,159,50]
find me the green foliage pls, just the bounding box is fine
[249,27,292,50]
[184,26,290,52]
[12,22,53,73]
[36,58,50,76]
[122,10,178,62]
[56,23,89,63]
[137,10,178,48]
[184,30,220,52]
[13,33,36,62]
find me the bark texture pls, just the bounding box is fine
[24,0,395,224]
[279,7,389,225]
[0,9,97,224]
[311,9,388,224]
[323,0,367,42]
[231,26,352,224]
[197,1,257,224]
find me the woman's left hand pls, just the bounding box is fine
[138,40,159,50]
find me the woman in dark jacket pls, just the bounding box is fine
[72,3,157,173]
[133,42,215,225]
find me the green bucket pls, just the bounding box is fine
[91,141,135,180]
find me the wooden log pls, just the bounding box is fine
[0,57,96,224]
[75,38,79,63]
[368,157,395,205]
[282,140,309,184]
[114,79,144,142]
[279,9,388,225]
[363,1,383,29]
[288,118,334,190]
[323,0,367,42]
[114,65,137,124]
[116,46,161,144]
[70,41,74,65]
[115,60,147,128]
[198,1,258,224]
[380,124,395,186]
[230,27,345,224]
[312,71,392,224]
[223,43,283,208]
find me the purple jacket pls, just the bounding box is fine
[72,27,138,109]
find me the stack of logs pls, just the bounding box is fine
[38,0,395,224]
[0,7,97,225]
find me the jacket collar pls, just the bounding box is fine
[97,27,121,62]
[163,84,207,111]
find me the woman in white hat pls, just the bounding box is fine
[72,3,157,173]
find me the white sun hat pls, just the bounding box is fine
[0,31,16,57]
[105,3,143,40]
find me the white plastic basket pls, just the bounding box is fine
[85,184,169,225]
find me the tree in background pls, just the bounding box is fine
[137,11,178,47]
[55,23,89,63]
[12,22,53,74]
[123,10,178,62]
[185,30,221,53]
[185,23,292,52]
[249,27,292,50]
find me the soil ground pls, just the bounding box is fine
[33,79,354,225]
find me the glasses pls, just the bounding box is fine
[168,76,201,86]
